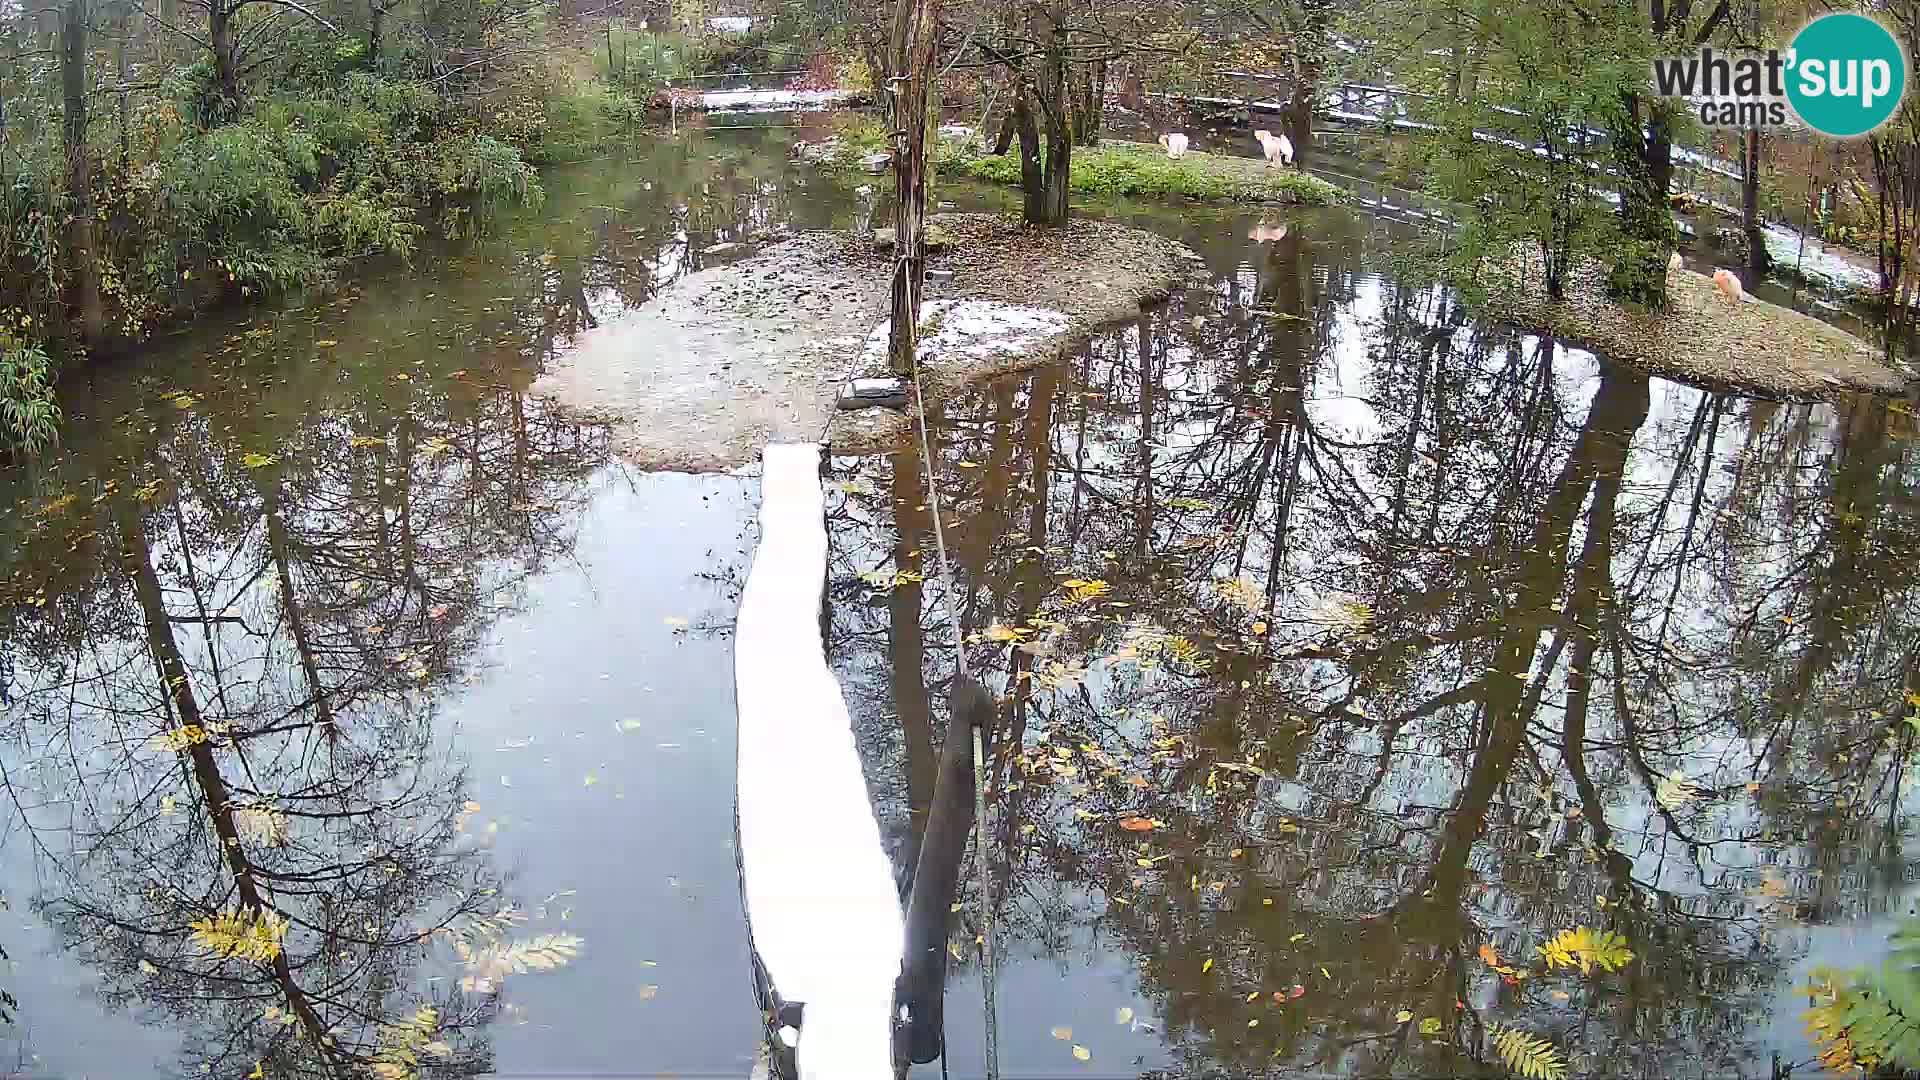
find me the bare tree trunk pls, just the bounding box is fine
[1012,76,1045,223]
[885,0,939,374]
[62,0,104,351]
[209,4,240,120]
[1034,22,1071,225]
[1742,127,1771,280]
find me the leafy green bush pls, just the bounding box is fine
[1805,915,1920,1071]
[0,335,61,457]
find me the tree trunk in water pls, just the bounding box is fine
[62,0,104,352]
[884,0,938,375]
[1607,96,1675,308]
[1742,126,1771,279]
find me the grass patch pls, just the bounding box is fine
[952,139,1342,206]
[807,116,1342,207]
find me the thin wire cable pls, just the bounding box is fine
[903,328,998,1080]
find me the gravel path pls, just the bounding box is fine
[533,214,1197,472]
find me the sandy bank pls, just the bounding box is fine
[1482,252,1911,399]
[532,213,1197,472]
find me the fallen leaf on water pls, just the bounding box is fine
[1072,1045,1090,1062]
[1115,1007,1134,1025]
[1550,990,1571,1003]
[1230,848,1244,858]
[583,773,598,787]
[241,452,278,469]
[1395,1010,1413,1024]
[1288,933,1306,943]
[1248,1018,1259,1028]
[664,616,689,628]
[1420,1017,1443,1035]
[1287,984,1305,1000]
[139,959,158,975]
[500,775,512,787]
[639,984,659,1000]
[1202,958,1214,973]
[1479,943,1501,967]
[1051,1026,1073,1041]
[1118,816,1154,832]
[317,339,339,347]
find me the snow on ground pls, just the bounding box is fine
[859,300,1073,368]
[1761,225,1882,295]
[700,89,856,113]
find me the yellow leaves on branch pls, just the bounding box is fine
[1536,927,1634,975]
[189,908,287,964]
[858,568,926,591]
[454,932,583,993]
[372,1004,454,1080]
[1489,1024,1568,1080]
[151,724,211,753]
[233,805,290,848]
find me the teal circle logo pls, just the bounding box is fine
[1786,13,1907,137]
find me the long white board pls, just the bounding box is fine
[735,442,903,1079]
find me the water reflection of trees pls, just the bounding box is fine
[825,228,1920,1076]
[0,336,608,1076]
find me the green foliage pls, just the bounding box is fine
[1804,916,1920,1071]
[0,334,61,457]
[1351,0,1650,302]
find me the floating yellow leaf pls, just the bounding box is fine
[1071,1045,1090,1062]
[1536,927,1633,975]
[1202,958,1213,973]
[1051,1026,1073,1040]
[1062,579,1111,604]
[233,805,290,848]
[1395,1010,1413,1024]
[1478,942,1501,967]
[317,340,339,347]
[639,984,659,1000]
[984,623,1030,642]
[1419,1016,1443,1035]
[240,452,278,469]
[1655,774,1701,810]
[1115,1007,1134,1025]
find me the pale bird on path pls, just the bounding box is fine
[1668,251,1682,273]
[1711,268,1749,304]
[1254,129,1294,167]
[1158,132,1190,158]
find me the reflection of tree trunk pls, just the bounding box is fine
[1133,310,1155,562]
[994,369,1059,882]
[1397,364,1650,912]
[264,484,336,739]
[117,498,345,1075]
[891,446,936,872]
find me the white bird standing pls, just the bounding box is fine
[1667,251,1682,273]
[1158,132,1190,158]
[1711,268,1752,303]
[1255,129,1294,167]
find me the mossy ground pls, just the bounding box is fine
[809,118,1343,207]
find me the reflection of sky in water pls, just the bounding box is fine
[0,123,1914,1079]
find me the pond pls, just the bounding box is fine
[1,117,1916,1080]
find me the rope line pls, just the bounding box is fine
[903,325,999,1080]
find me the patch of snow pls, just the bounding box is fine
[701,88,855,113]
[1761,225,1881,295]
[707,15,752,32]
[735,442,902,1080]
[859,300,1072,367]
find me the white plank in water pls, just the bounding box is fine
[735,443,902,1080]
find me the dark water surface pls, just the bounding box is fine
[2,121,1917,1079]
